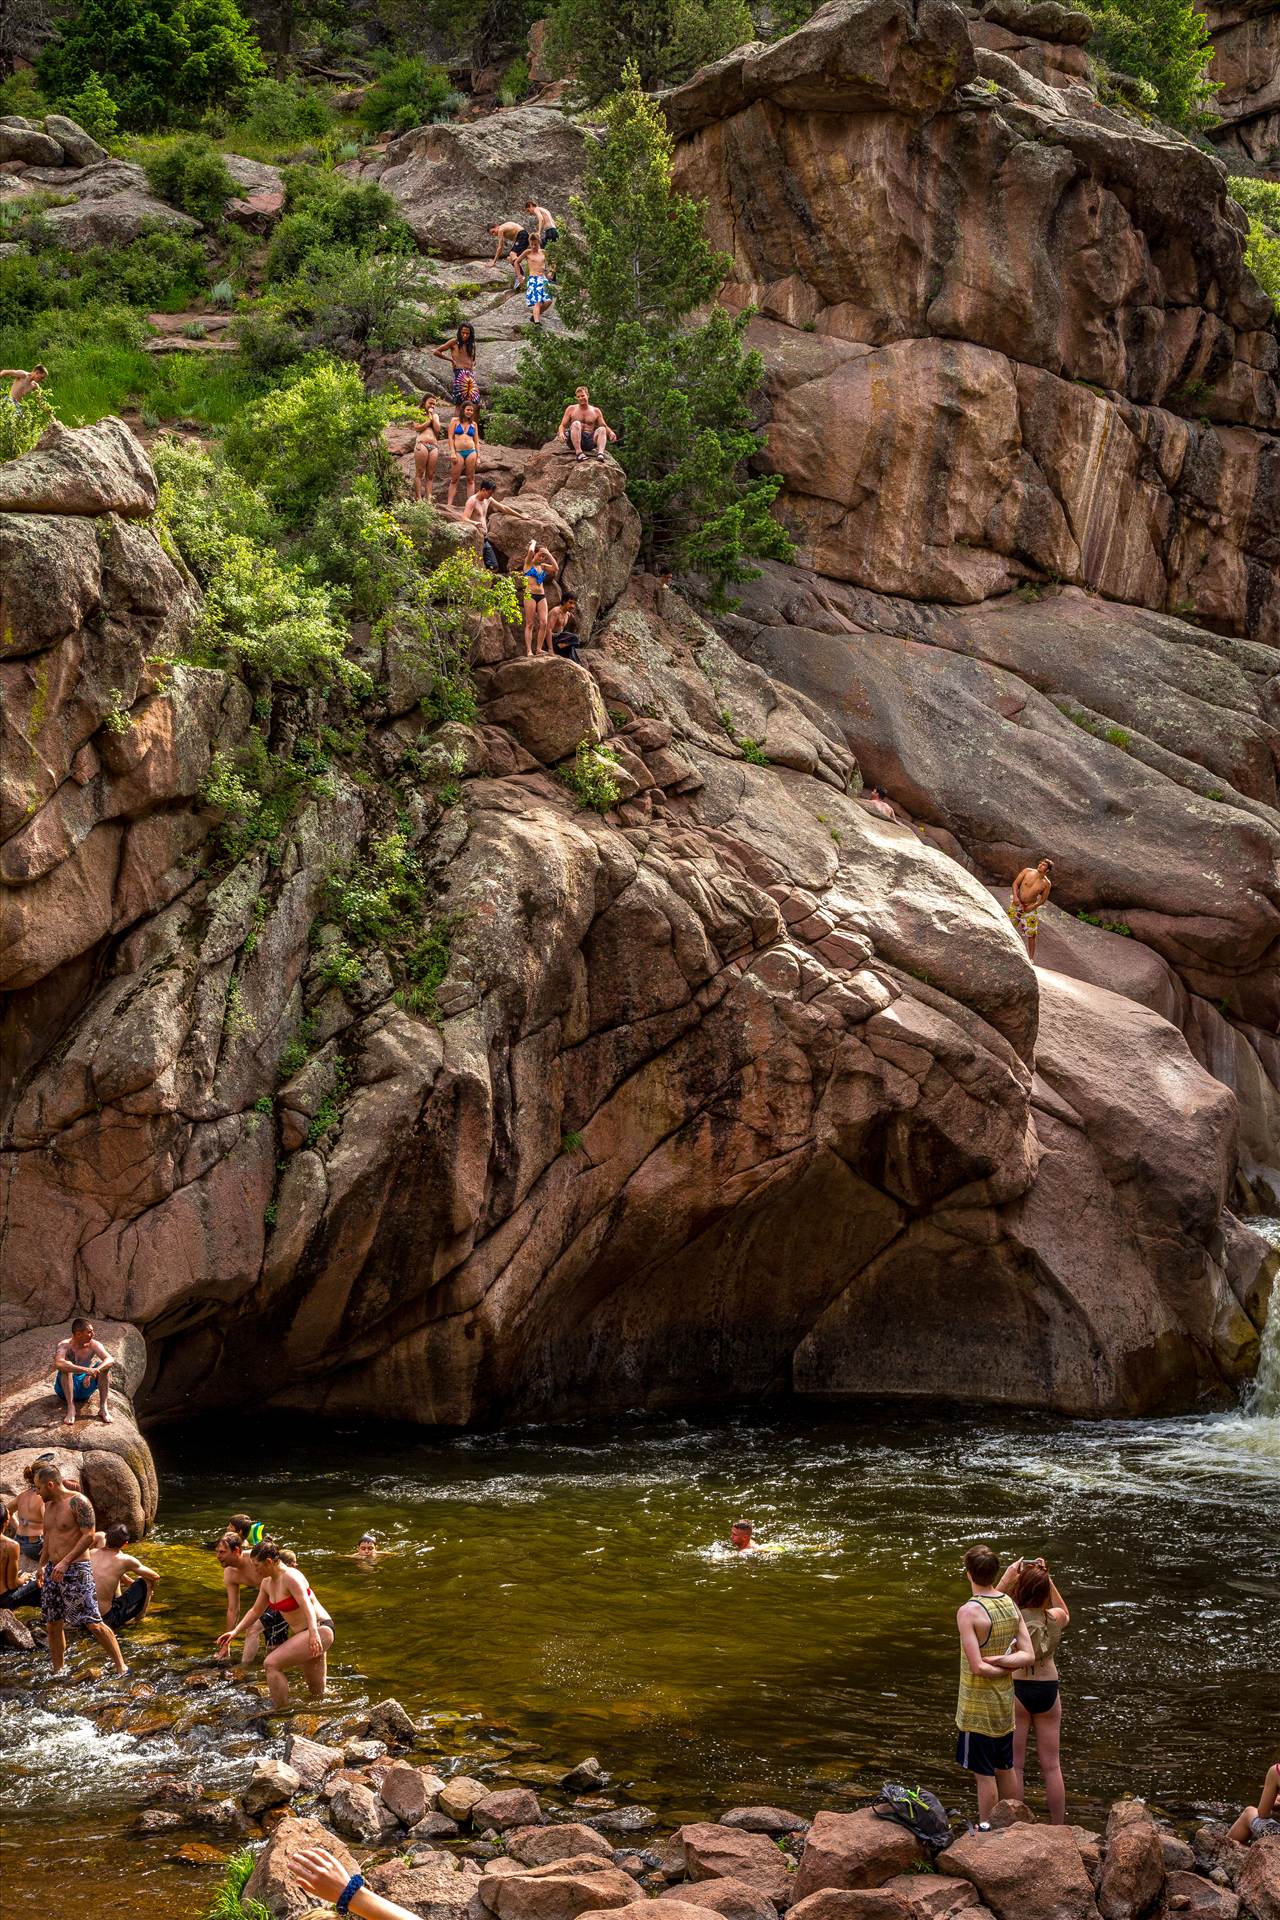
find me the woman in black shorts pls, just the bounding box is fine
[999,1555,1070,1824]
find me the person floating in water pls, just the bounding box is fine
[53,1317,117,1426]
[354,1532,379,1563]
[90,1525,159,1632]
[954,1541,1036,1821]
[730,1519,761,1553]
[1007,858,1053,962]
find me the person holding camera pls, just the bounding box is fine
[998,1553,1071,1823]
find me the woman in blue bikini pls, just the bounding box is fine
[516,539,559,656]
[446,400,481,509]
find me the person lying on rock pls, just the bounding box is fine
[955,1541,1036,1822]
[52,1316,117,1426]
[525,198,560,246]
[862,787,898,822]
[558,386,617,463]
[293,1842,421,1920]
[90,1524,158,1633]
[549,594,581,663]
[33,1463,129,1678]
[1007,858,1053,962]
[216,1538,335,1710]
[1,364,47,402]
[516,540,559,656]
[523,233,551,325]
[1229,1757,1280,1842]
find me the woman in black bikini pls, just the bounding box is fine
[998,1554,1069,1823]
[516,540,558,656]
[215,1539,334,1709]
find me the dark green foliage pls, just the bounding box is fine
[80,227,210,308]
[357,55,453,135]
[545,0,752,103]
[502,61,790,588]
[61,70,119,139]
[268,248,430,363]
[236,76,332,141]
[264,167,410,282]
[1231,176,1280,311]
[201,733,338,863]
[326,834,458,1018]
[0,253,55,327]
[374,0,538,70]
[145,136,237,223]
[1083,0,1216,127]
[223,357,400,527]
[38,0,266,129]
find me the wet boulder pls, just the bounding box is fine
[245,1816,358,1918]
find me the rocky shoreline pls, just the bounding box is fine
[1,1642,1274,1920]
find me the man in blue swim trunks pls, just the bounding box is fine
[53,1318,117,1427]
[524,233,550,326]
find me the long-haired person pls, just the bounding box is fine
[999,1554,1070,1823]
[216,1539,334,1708]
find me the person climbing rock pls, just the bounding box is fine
[52,1317,117,1426]
[489,219,524,272]
[525,198,560,246]
[90,1524,159,1632]
[558,387,616,462]
[1008,858,1053,962]
[33,1463,129,1678]
[433,324,478,407]
[1,364,47,402]
[954,1542,1035,1820]
[449,478,537,572]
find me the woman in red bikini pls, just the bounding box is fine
[215,1539,334,1708]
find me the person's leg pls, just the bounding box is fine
[1035,1697,1065,1824]
[1229,1807,1260,1845]
[263,1629,327,1709]
[975,1772,999,1821]
[54,1374,76,1426]
[414,444,428,500]
[87,1620,128,1675]
[537,602,551,653]
[95,1359,114,1422]
[465,457,476,502]
[993,1765,1018,1810]
[301,1623,334,1699]
[1012,1699,1030,1800]
[522,599,535,657]
[242,1619,262,1666]
[570,420,584,460]
[446,453,461,508]
[47,1620,66,1672]
[593,426,607,460]
[428,446,438,494]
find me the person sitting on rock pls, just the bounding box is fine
[515,540,559,656]
[53,1316,117,1427]
[549,594,581,663]
[730,1519,761,1553]
[90,1524,158,1633]
[432,323,478,407]
[1229,1759,1280,1843]
[1007,858,1053,962]
[523,232,551,325]
[1,364,47,402]
[33,1462,129,1678]
[862,787,897,822]
[525,198,560,246]
[558,387,617,463]
[955,1541,1036,1821]
[0,1528,41,1610]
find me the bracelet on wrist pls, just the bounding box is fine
[336,1873,365,1915]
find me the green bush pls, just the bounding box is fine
[1231,176,1280,312]
[1083,0,1216,127]
[497,55,530,105]
[0,387,56,462]
[239,77,332,142]
[39,0,266,129]
[0,254,57,328]
[264,167,410,281]
[61,71,119,141]
[223,357,400,526]
[79,227,209,309]
[270,247,430,360]
[325,832,458,1018]
[145,136,236,224]
[384,545,519,725]
[0,71,48,119]
[546,0,752,102]
[559,739,622,811]
[307,476,422,619]
[358,55,453,135]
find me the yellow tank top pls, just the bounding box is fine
[956,1592,1019,1735]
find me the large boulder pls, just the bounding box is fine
[371,105,593,257]
[1238,1837,1280,1920]
[481,657,611,767]
[792,1812,923,1900]
[940,1823,1101,1920]
[43,114,108,166]
[1097,1802,1165,1920]
[0,418,158,518]
[365,1852,476,1920]
[661,1878,781,1920]
[508,1826,614,1867]
[244,1816,358,1919]
[478,1862,641,1920]
[677,1823,796,1902]
[0,1319,157,1533]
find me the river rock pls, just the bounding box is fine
[366,1853,476,1920]
[882,1875,984,1918]
[364,1696,418,1745]
[793,1812,922,1900]
[1166,1877,1240,1920]
[940,1824,1100,1920]
[1238,1838,1280,1920]
[1098,1801,1165,1919]
[284,1735,344,1790]
[330,1778,398,1842]
[788,1895,915,1920]
[562,1759,609,1792]
[591,1807,658,1835]
[508,1826,614,1866]
[479,1862,640,1920]
[0,418,157,519]
[440,1776,492,1822]
[412,1811,461,1839]
[473,1787,543,1830]
[242,1758,302,1816]
[0,1607,36,1649]
[722,1811,811,1835]
[661,1877,782,1920]
[1163,1839,1198,1875]
[381,1762,434,1825]
[678,1823,796,1903]
[1195,1830,1249,1887]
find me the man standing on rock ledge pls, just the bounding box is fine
[33,1463,129,1678]
[1007,859,1053,962]
[955,1542,1034,1820]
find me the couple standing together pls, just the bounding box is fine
[956,1542,1069,1821]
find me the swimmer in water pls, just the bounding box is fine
[353,1532,379,1563]
[730,1519,761,1553]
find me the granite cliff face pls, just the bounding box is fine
[2,0,1278,1503]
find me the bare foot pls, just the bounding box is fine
[61,1414,76,1427]
[98,1409,113,1423]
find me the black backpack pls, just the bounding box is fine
[871,1783,954,1854]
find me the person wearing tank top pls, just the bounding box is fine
[955,1542,1036,1819]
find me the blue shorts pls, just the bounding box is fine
[54,1369,98,1404]
[956,1728,1013,1775]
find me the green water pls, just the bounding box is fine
[1,1398,1276,1917]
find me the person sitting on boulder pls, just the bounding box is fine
[432,323,478,406]
[90,1524,159,1632]
[558,387,616,463]
[0,1528,41,1611]
[52,1317,117,1427]
[1,364,47,402]
[549,594,581,662]
[862,787,898,822]
[1229,1759,1280,1843]
[1007,859,1053,963]
[515,540,559,656]
[523,232,551,325]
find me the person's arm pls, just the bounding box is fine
[989,1613,1036,1673]
[432,341,452,359]
[540,552,558,579]
[1046,1574,1069,1623]
[54,1344,79,1376]
[218,1581,269,1649]
[957,1605,1009,1679]
[293,1847,420,1920]
[52,1494,97,1577]
[123,1552,160,1586]
[1259,1767,1279,1820]
[224,1567,241,1632]
[996,1558,1021,1595]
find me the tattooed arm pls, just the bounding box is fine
[53,1493,98,1576]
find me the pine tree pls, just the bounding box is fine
[502,61,790,590]
[39,0,265,129]
[545,0,753,105]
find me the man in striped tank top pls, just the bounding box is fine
[955,1542,1036,1818]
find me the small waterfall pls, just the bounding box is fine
[1245,1218,1280,1419]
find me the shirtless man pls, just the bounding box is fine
[558,387,617,463]
[488,219,524,270]
[90,1524,159,1632]
[523,233,550,325]
[449,478,537,572]
[524,199,560,245]
[7,1462,48,1574]
[1008,858,1053,962]
[0,1529,39,1609]
[33,1463,128,1676]
[730,1519,761,1553]
[1,364,47,402]
[216,1530,270,1666]
[53,1316,116,1426]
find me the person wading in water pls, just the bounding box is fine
[216,1539,335,1708]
